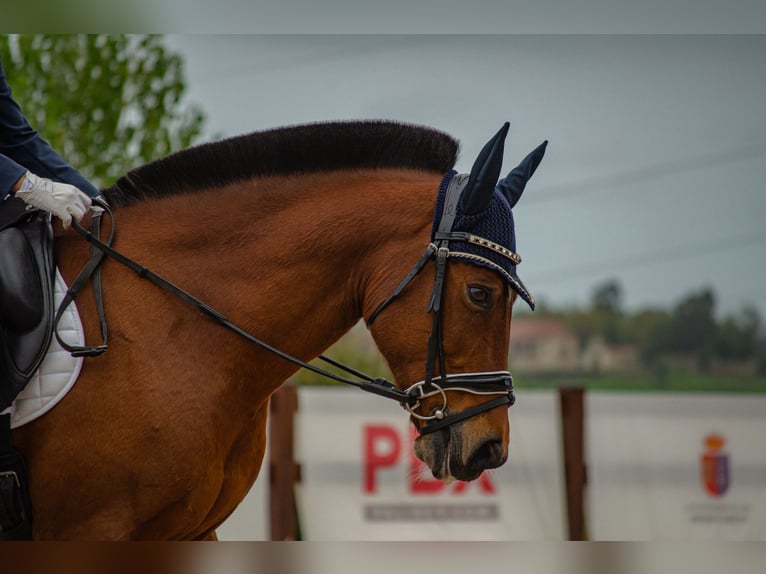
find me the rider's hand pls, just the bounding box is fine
[13,172,92,229]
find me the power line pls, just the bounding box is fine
[525,142,766,205]
[526,228,766,283]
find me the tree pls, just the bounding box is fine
[0,34,205,188]
[592,279,622,315]
[715,305,760,361]
[624,308,673,364]
[589,278,624,344]
[670,288,717,371]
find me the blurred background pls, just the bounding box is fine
[2,34,764,543]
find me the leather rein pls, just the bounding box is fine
[58,193,515,436]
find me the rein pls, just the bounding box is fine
[58,194,515,436]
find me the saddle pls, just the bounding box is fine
[0,196,55,539]
[0,196,55,412]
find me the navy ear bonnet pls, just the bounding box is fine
[430,126,547,310]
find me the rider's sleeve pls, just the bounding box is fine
[0,56,100,199]
[0,152,27,199]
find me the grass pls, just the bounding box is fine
[515,369,766,393]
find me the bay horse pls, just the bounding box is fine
[12,120,546,540]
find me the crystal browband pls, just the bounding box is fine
[433,231,521,265]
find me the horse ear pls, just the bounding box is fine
[459,122,510,215]
[495,140,548,208]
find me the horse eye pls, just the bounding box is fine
[467,285,491,306]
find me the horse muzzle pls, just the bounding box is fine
[414,422,508,483]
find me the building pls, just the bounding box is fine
[509,317,580,373]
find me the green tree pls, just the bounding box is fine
[624,308,673,364]
[715,305,760,360]
[670,288,717,371]
[592,279,622,314]
[564,280,624,349]
[0,34,205,188]
[590,278,624,344]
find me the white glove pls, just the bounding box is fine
[14,172,92,229]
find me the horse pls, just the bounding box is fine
[11,120,546,539]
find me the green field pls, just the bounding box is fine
[515,369,766,393]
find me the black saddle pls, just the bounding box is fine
[0,196,56,412]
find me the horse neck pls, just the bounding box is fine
[106,168,439,384]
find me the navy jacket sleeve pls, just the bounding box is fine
[0,56,100,199]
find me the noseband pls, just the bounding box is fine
[366,173,516,435]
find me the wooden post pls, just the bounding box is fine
[558,386,587,540]
[268,384,299,540]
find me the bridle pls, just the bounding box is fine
[365,172,516,435]
[60,172,517,436]
[369,241,517,435]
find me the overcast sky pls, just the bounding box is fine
[163,35,766,319]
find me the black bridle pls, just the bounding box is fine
[364,239,516,435]
[365,173,516,435]
[60,189,515,436]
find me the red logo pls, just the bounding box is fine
[363,424,496,495]
[701,433,729,498]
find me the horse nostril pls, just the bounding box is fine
[468,439,505,474]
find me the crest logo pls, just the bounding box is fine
[701,433,729,497]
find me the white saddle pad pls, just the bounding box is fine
[10,269,84,429]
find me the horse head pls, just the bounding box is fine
[366,123,547,482]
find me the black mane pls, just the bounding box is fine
[102,121,460,207]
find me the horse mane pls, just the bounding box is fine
[102,120,460,207]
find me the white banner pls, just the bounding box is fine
[587,393,766,540]
[295,387,565,540]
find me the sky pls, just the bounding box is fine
[163,35,766,320]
